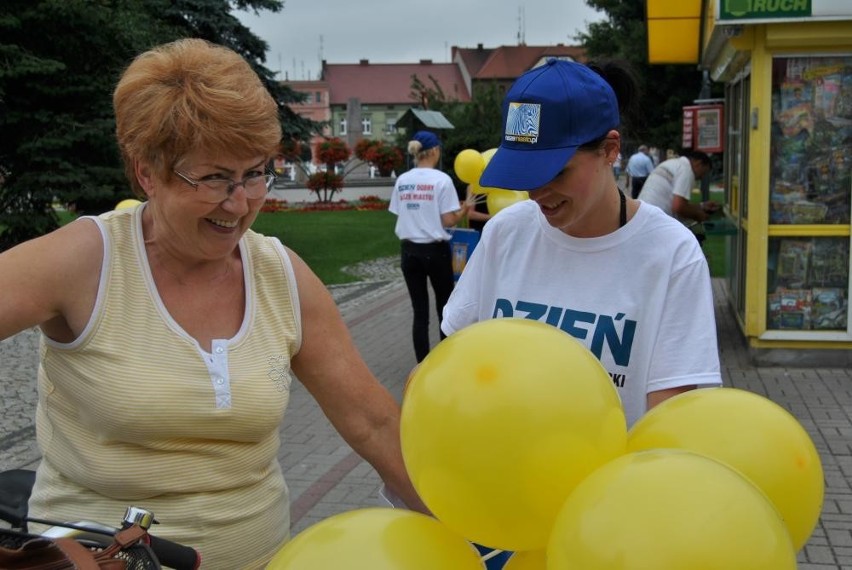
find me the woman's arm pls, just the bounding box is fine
[287,248,429,513]
[440,202,470,228]
[0,218,102,343]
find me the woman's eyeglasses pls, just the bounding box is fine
[173,170,276,204]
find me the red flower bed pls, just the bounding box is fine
[261,199,289,213]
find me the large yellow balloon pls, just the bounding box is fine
[503,549,546,570]
[454,149,486,184]
[115,198,142,210]
[265,508,483,569]
[547,450,798,570]
[627,387,824,551]
[401,319,626,552]
[486,188,528,215]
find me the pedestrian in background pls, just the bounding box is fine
[637,150,720,244]
[389,131,468,362]
[613,151,623,183]
[625,144,655,198]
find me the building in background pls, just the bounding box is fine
[453,43,586,96]
[280,44,586,179]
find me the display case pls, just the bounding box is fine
[769,56,852,226]
[764,55,852,340]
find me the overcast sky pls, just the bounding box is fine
[235,0,605,81]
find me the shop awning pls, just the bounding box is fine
[646,0,703,64]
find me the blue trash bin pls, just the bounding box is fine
[449,228,481,282]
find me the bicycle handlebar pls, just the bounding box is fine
[143,531,201,570]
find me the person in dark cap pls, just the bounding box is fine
[389,130,469,362]
[442,58,722,427]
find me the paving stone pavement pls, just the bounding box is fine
[2,268,851,568]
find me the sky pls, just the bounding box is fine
[235,0,605,81]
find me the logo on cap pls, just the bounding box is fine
[504,102,540,144]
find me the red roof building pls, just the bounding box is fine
[318,59,471,148]
[453,43,587,95]
[279,44,586,164]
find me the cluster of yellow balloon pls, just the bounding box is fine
[626,387,824,552]
[453,148,529,215]
[541,386,823,569]
[266,318,823,569]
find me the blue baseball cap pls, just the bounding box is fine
[480,59,620,191]
[412,130,440,151]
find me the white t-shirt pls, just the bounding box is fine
[638,157,695,216]
[441,199,722,427]
[389,167,460,243]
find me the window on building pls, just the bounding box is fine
[362,115,372,135]
[339,117,347,135]
[386,114,397,134]
[315,92,322,103]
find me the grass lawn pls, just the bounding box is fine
[252,209,399,284]
[695,186,729,278]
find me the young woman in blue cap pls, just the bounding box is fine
[389,131,468,362]
[443,59,722,428]
[440,56,723,570]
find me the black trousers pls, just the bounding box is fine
[400,240,454,363]
[630,176,648,199]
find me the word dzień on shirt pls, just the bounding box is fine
[493,297,636,373]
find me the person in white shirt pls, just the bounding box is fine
[389,131,468,362]
[625,144,655,198]
[637,151,719,226]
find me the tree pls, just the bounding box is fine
[577,0,722,152]
[0,0,320,250]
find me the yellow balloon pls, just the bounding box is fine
[503,549,546,570]
[474,148,501,195]
[486,188,528,215]
[454,149,486,184]
[627,387,824,551]
[401,319,626,552]
[265,508,483,569]
[115,199,142,210]
[480,147,498,164]
[547,450,798,570]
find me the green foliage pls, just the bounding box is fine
[0,0,320,250]
[578,0,723,150]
